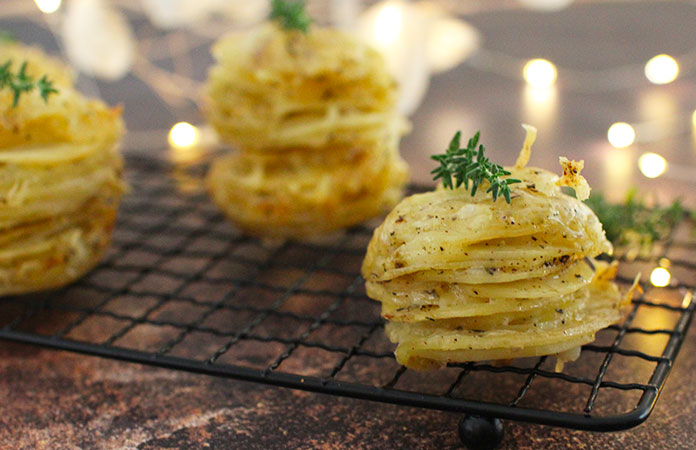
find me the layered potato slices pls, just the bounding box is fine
[207,132,407,239]
[204,23,408,239]
[204,23,401,151]
[362,127,636,370]
[0,42,124,295]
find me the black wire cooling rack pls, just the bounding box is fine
[1,156,694,444]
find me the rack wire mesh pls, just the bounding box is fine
[1,156,694,432]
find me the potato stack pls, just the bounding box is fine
[204,23,408,239]
[362,137,633,370]
[0,42,124,296]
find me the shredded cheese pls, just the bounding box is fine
[514,124,537,169]
[557,156,590,201]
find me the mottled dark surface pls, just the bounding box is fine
[1,330,695,450]
[3,1,696,448]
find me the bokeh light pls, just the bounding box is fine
[34,0,61,14]
[644,54,679,85]
[650,267,671,287]
[373,1,404,47]
[607,122,636,148]
[638,152,667,178]
[168,122,199,148]
[523,59,557,88]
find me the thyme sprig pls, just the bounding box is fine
[431,131,521,203]
[270,0,312,33]
[0,60,58,107]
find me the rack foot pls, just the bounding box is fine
[458,415,504,450]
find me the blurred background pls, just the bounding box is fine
[2,0,696,206]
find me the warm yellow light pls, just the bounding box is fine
[523,59,557,89]
[607,122,635,148]
[650,267,671,287]
[692,110,696,129]
[373,2,404,47]
[523,85,557,130]
[168,122,199,148]
[34,0,61,14]
[638,152,667,178]
[645,54,679,85]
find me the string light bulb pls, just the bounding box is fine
[645,54,679,85]
[168,122,199,148]
[650,267,671,287]
[638,152,667,178]
[523,59,557,88]
[35,0,61,14]
[607,122,635,148]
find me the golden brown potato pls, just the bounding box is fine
[362,126,633,370]
[208,135,407,239]
[0,44,124,295]
[384,262,628,370]
[204,23,399,151]
[203,21,409,239]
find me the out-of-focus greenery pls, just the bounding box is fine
[0,30,15,43]
[585,189,687,247]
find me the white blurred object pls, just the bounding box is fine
[140,0,268,29]
[357,1,480,116]
[140,0,214,27]
[62,0,134,80]
[219,0,269,26]
[425,9,480,74]
[330,0,360,30]
[357,0,429,116]
[517,0,574,11]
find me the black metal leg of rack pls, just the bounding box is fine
[458,415,505,450]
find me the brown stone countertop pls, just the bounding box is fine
[1,334,695,450]
[3,2,696,448]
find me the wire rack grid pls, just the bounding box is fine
[0,156,694,433]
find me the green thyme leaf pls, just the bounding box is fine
[37,74,58,102]
[0,59,58,107]
[270,0,312,33]
[430,131,521,203]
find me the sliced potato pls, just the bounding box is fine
[0,43,124,295]
[361,138,627,370]
[204,23,399,150]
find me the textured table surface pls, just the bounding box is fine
[1,335,695,449]
[2,1,696,449]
